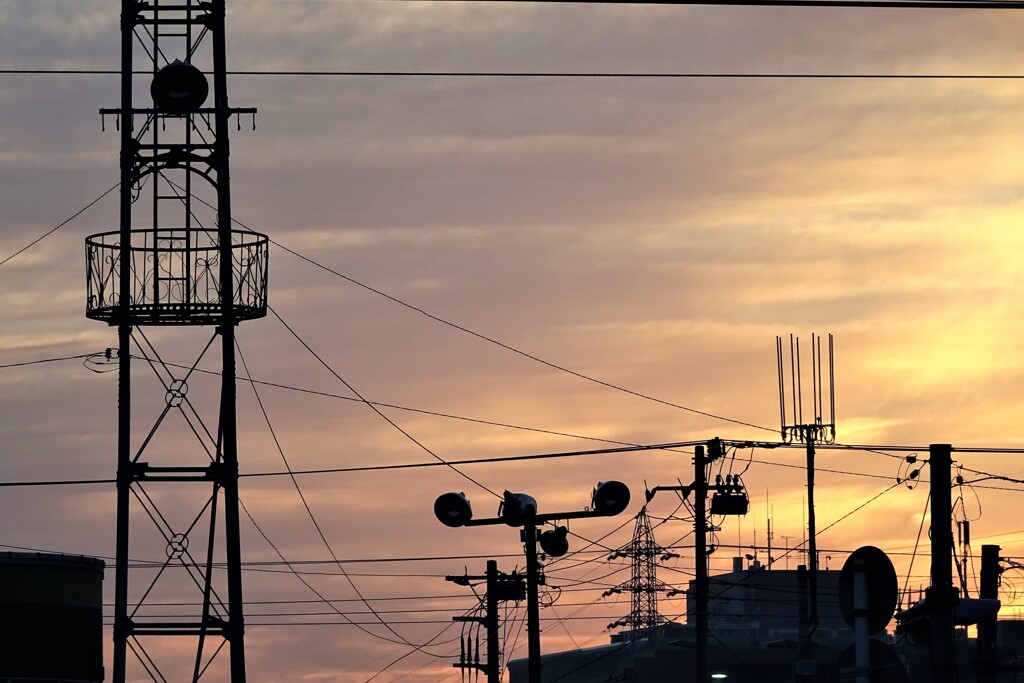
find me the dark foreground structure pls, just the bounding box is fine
[509,562,1024,682]
[0,551,105,682]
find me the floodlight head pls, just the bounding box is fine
[434,492,473,527]
[151,59,209,114]
[592,481,630,517]
[539,526,569,557]
[499,491,538,527]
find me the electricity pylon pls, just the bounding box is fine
[604,507,675,638]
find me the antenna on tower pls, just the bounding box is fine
[777,333,836,444]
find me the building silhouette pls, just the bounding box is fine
[509,559,1024,682]
[0,552,104,682]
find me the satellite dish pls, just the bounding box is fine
[838,546,898,635]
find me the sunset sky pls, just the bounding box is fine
[3,0,1024,680]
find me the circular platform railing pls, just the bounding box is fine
[86,228,268,325]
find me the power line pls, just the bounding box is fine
[704,480,905,603]
[129,355,642,448]
[237,340,428,650]
[364,618,465,681]
[241,439,700,479]
[268,305,502,499]
[165,176,794,435]
[8,441,1024,487]
[238,498,434,644]
[3,69,1024,79]
[0,353,94,369]
[272,240,777,434]
[0,183,119,270]
[392,0,1024,8]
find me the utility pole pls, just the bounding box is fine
[977,544,1000,683]
[797,564,811,682]
[523,521,543,683]
[447,560,526,683]
[694,444,709,683]
[929,443,956,683]
[434,482,631,683]
[777,333,836,681]
[647,437,747,683]
[805,430,819,652]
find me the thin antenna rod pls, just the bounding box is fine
[795,336,804,425]
[829,334,836,429]
[811,333,819,422]
[819,334,825,422]
[789,335,798,428]
[777,337,787,437]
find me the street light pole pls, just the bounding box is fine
[433,482,631,683]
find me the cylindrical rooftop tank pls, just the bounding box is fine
[0,551,105,682]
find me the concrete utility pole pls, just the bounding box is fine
[797,564,811,682]
[647,437,748,683]
[977,544,1000,683]
[448,560,526,683]
[929,443,956,683]
[776,333,836,681]
[523,521,543,683]
[694,444,710,682]
[797,426,821,682]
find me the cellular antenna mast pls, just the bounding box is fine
[87,1,265,680]
[777,333,835,445]
[775,333,836,682]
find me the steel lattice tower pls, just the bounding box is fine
[605,508,672,638]
[86,1,265,680]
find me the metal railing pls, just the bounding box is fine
[86,228,268,325]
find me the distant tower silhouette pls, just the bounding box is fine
[87,1,263,681]
[604,508,674,637]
